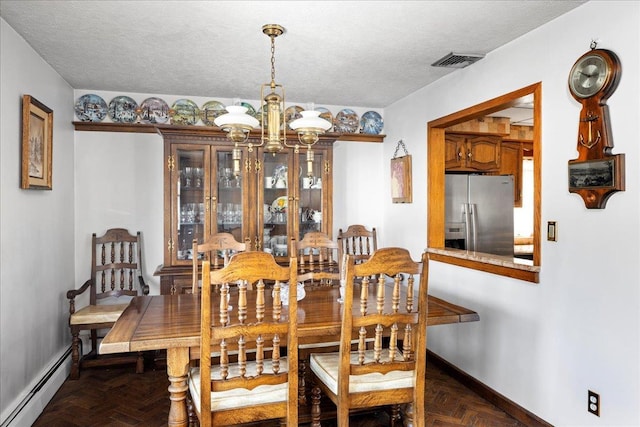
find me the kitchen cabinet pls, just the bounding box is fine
[445,133,501,172]
[496,141,523,207]
[490,139,533,207]
[154,125,334,294]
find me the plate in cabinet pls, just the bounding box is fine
[200,100,226,126]
[360,111,383,135]
[108,95,138,123]
[285,105,303,128]
[171,99,200,125]
[316,107,334,132]
[334,108,359,133]
[139,97,170,124]
[75,94,108,122]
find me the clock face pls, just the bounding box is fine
[569,53,609,99]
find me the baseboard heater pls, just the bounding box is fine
[0,346,71,427]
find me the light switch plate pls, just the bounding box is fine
[547,221,557,241]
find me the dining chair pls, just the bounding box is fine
[66,228,149,379]
[309,248,429,426]
[187,252,299,426]
[295,231,340,283]
[191,232,249,294]
[337,224,378,266]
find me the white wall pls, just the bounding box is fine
[383,2,639,425]
[0,18,75,420]
[332,140,385,243]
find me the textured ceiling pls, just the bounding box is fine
[0,0,585,108]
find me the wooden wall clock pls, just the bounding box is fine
[567,45,624,209]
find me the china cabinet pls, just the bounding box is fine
[154,125,335,294]
[445,133,502,172]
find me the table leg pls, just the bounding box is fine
[167,347,189,427]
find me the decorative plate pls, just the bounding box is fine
[316,107,334,132]
[108,95,138,123]
[74,94,107,122]
[241,102,257,119]
[170,99,200,125]
[334,108,359,133]
[272,196,288,213]
[139,97,170,124]
[360,111,384,135]
[200,100,226,126]
[285,105,303,128]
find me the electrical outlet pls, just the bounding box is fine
[588,390,600,416]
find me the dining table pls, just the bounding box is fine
[100,283,479,427]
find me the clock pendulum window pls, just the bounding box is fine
[567,42,624,209]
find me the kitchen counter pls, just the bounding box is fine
[428,247,539,272]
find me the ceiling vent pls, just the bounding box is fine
[431,52,485,69]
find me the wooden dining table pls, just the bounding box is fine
[100,284,479,427]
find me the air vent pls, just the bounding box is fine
[431,52,485,68]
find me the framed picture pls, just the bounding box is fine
[391,155,412,203]
[21,95,53,190]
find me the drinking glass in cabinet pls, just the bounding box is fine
[220,167,233,188]
[193,167,203,188]
[183,167,193,188]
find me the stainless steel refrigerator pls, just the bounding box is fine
[445,174,514,256]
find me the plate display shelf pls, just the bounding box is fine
[72,121,385,142]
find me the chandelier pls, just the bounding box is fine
[214,24,332,178]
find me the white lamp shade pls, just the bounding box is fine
[289,110,332,131]
[214,105,259,129]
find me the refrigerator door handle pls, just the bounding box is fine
[463,203,471,251]
[470,203,478,251]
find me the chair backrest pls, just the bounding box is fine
[295,232,340,285]
[337,224,378,266]
[340,248,429,400]
[198,252,299,425]
[192,233,249,293]
[90,228,147,304]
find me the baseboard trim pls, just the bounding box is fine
[427,350,552,427]
[0,346,71,427]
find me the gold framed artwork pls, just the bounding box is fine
[391,155,412,203]
[21,95,53,190]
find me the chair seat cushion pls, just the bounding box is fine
[299,337,374,350]
[69,303,130,325]
[188,357,289,414]
[309,349,413,395]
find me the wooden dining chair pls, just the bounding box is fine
[309,248,429,426]
[66,228,149,379]
[337,224,378,266]
[295,231,340,284]
[187,252,299,426]
[191,232,249,294]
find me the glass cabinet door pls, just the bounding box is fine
[214,149,246,244]
[261,151,291,259]
[174,146,207,263]
[298,149,325,240]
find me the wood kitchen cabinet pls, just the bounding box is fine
[445,133,502,172]
[491,139,533,207]
[496,141,523,207]
[154,125,335,295]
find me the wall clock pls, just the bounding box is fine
[567,45,624,209]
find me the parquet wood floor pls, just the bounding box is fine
[33,359,531,426]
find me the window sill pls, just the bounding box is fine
[427,247,540,283]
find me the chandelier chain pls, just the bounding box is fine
[270,35,276,87]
